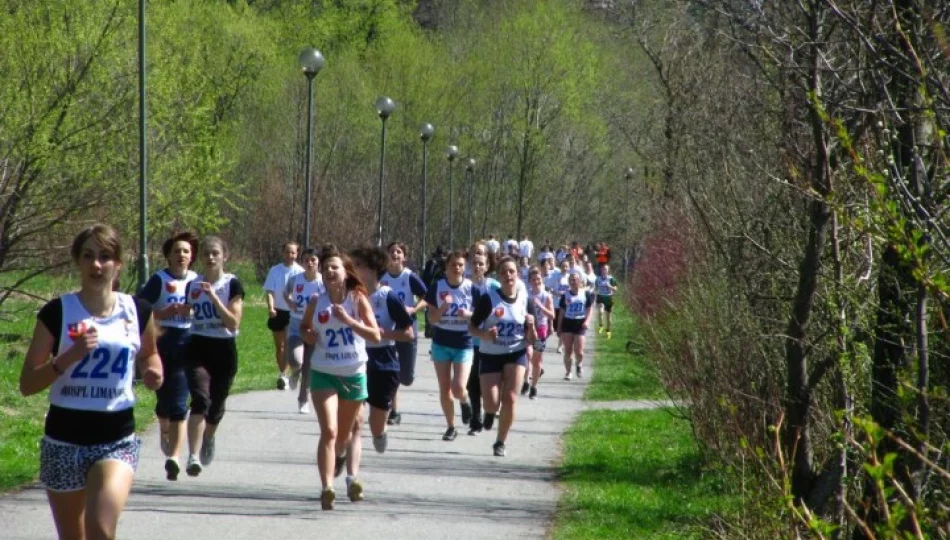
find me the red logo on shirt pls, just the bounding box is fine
[296,284,304,293]
[66,321,88,339]
[191,289,201,300]
[494,307,505,318]
[440,291,451,302]
[165,282,177,293]
[317,310,330,324]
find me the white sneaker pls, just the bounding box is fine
[298,401,311,414]
[556,345,563,354]
[564,371,572,381]
[372,433,388,453]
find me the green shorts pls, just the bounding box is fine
[597,295,614,312]
[309,370,368,401]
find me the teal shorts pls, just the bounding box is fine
[309,370,368,401]
[431,343,473,363]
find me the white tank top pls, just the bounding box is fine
[562,290,591,320]
[529,289,552,328]
[289,272,325,324]
[368,286,396,349]
[154,269,197,329]
[49,293,140,412]
[308,291,368,376]
[188,273,239,338]
[596,276,614,296]
[433,278,474,333]
[380,269,414,306]
[478,287,530,355]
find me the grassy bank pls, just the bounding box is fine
[554,300,732,538]
[0,262,274,492]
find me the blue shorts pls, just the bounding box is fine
[431,343,473,363]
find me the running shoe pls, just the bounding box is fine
[493,441,506,457]
[186,455,202,477]
[460,402,473,425]
[321,488,336,510]
[468,425,483,436]
[576,365,583,379]
[334,451,347,478]
[289,368,301,391]
[483,413,496,431]
[556,345,563,354]
[520,381,530,396]
[529,386,538,400]
[564,371,572,381]
[200,435,215,466]
[276,375,288,390]
[442,426,458,441]
[347,478,364,502]
[160,432,170,457]
[373,433,388,453]
[298,400,311,414]
[387,411,401,426]
[165,458,180,481]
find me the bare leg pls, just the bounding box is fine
[530,351,544,386]
[311,389,339,489]
[272,329,287,375]
[346,406,364,478]
[84,460,134,540]
[47,489,85,540]
[498,363,526,443]
[187,413,206,456]
[433,361,455,427]
[574,334,586,368]
[561,333,576,374]
[369,405,389,438]
[451,361,472,402]
[480,372,502,414]
[167,420,185,460]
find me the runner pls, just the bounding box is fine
[136,231,198,480]
[20,224,163,539]
[263,242,303,390]
[518,256,531,284]
[469,256,537,457]
[382,242,428,426]
[182,236,244,477]
[525,267,554,399]
[299,244,380,510]
[504,235,519,257]
[547,259,571,354]
[466,251,498,435]
[424,250,475,441]
[595,264,619,339]
[557,272,594,380]
[485,234,500,255]
[284,248,324,413]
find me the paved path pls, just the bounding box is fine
[584,399,680,411]
[1,335,596,539]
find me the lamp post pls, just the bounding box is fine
[299,48,325,249]
[465,157,476,247]
[137,0,148,289]
[446,145,459,249]
[375,96,396,246]
[420,123,435,267]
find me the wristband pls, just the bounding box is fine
[51,360,64,376]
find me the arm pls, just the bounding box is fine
[535,295,555,320]
[300,295,319,345]
[204,279,243,332]
[467,295,497,342]
[263,269,277,317]
[284,280,296,311]
[406,274,428,315]
[349,294,381,344]
[19,319,96,396]
[136,315,163,391]
[386,294,416,342]
[425,287,448,324]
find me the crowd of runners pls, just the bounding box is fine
[17,224,619,537]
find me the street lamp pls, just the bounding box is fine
[374,96,396,246]
[299,47,325,249]
[465,157,476,247]
[420,123,435,266]
[446,145,459,249]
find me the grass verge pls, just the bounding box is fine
[586,299,665,401]
[0,261,274,492]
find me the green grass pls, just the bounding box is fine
[587,299,665,401]
[0,261,274,492]
[555,409,732,539]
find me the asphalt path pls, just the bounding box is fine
[1,334,595,539]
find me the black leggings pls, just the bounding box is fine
[467,347,482,428]
[186,336,238,425]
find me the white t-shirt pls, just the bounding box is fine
[504,239,519,254]
[486,239,500,254]
[519,239,534,259]
[264,262,303,311]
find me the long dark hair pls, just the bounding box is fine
[319,243,366,296]
[350,245,389,278]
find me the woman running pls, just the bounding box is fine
[183,236,245,477]
[466,251,498,435]
[424,250,475,441]
[335,246,414,502]
[20,224,163,539]
[595,264,618,339]
[285,248,324,413]
[137,231,198,480]
[526,267,554,399]
[547,259,571,354]
[469,256,537,456]
[557,272,594,380]
[381,242,427,425]
[300,244,380,510]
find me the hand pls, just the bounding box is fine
[142,366,163,391]
[268,307,277,319]
[486,327,499,342]
[440,302,451,314]
[301,326,317,345]
[69,327,99,358]
[405,305,417,316]
[174,303,192,317]
[199,281,214,295]
[581,320,588,330]
[331,304,354,326]
[458,308,471,318]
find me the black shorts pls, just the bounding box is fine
[366,369,400,411]
[560,318,587,336]
[479,350,528,374]
[267,309,291,332]
[597,295,614,312]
